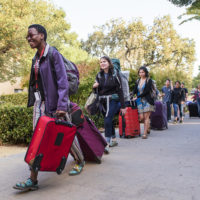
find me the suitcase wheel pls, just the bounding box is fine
[56,168,63,175]
[56,157,67,175]
[96,157,102,164]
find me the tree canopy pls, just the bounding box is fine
[169,0,200,24]
[82,16,196,89]
[0,0,89,82]
[169,0,196,6]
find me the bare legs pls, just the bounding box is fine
[30,170,38,182]
[139,111,151,139]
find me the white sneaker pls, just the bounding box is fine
[104,146,110,154]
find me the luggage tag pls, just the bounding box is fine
[34,91,41,102]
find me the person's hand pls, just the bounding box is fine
[56,110,66,119]
[132,97,137,101]
[120,108,126,116]
[93,82,99,88]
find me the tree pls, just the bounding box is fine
[192,66,200,88]
[0,0,89,83]
[169,0,200,24]
[82,16,195,89]
[168,0,196,6]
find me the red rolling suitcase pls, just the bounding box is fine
[25,116,76,174]
[119,102,140,138]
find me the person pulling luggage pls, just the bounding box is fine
[161,79,173,122]
[93,56,126,154]
[171,81,185,123]
[193,84,200,117]
[13,24,84,191]
[132,66,155,139]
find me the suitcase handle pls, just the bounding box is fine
[55,120,73,127]
[130,100,137,109]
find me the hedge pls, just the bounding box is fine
[0,93,28,105]
[0,105,33,144]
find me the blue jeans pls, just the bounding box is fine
[197,99,200,117]
[102,100,121,142]
[173,103,182,118]
[166,102,171,121]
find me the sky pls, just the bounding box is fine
[52,0,200,76]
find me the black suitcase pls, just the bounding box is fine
[188,102,199,117]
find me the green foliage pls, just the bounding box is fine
[168,0,195,6]
[179,1,200,24]
[128,69,138,92]
[0,92,28,105]
[169,0,200,24]
[192,66,200,88]
[70,59,100,105]
[82,16,195,90]
[0,0,90,83]
[0,105,33,144]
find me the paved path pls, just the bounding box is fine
[0,116,200,200]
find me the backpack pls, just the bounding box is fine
[150,80,158,101]
[111,59,130,102]
[146,78,157,101]
[49,47,79,96]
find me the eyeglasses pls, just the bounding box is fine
[26,33,39,40]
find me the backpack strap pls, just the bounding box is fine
[48,46,58,86]
[113,69,122,89]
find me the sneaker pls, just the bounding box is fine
[179,119,183,123]
[173,120,177,124]
[13,178,38,191]
[109,140,118,147]
[104,146,110,154]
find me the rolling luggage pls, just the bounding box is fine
[119,102,140,138]
[77,116,107,164]
[188,102,199,117]
[25,116,76,174]
[70,102,85,127]
[150,101,168,130]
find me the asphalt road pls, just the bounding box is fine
[0,116,200,200]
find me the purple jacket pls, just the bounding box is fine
[27,44,69,114]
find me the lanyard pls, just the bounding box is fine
[34,47,45,89]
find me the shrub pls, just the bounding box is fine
[0,93,28,105]
[0,105,33,144]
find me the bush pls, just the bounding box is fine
[0,103,104,144]
[0,105,33,144]
[0,93,28,105]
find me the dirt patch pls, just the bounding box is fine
[0,144,27,157]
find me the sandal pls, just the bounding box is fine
[142,134,148,139]
[13,178,38,191]
[69,162,85,176]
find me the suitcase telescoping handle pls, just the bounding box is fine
[130,100,137,109]
[55,120,73,127]
[120,112,126,137]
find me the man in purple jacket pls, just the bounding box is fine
[13,24,84,191]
